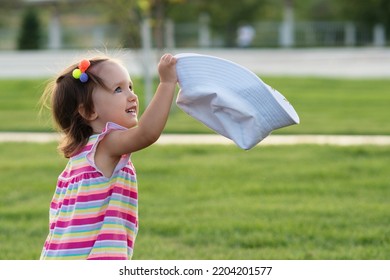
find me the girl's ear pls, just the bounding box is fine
[78,104,98,121]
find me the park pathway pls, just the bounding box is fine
[1,132,390,146]
[1,48,390,78]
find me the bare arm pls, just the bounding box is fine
[100,54,178,158]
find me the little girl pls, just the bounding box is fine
[40,53,177,260]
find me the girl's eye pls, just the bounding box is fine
[114,87,122,93]
[129,85,133,91]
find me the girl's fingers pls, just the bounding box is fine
[161,53,176,64]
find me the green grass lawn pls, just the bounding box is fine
[1,77,390,134]
[1,76,389,260]
[0,143,389,260]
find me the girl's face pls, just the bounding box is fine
[90,61,139,131]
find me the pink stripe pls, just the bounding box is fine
[62,198,76,206]
[71,144,93,156]
[62,166,97,177]
[61,160,134,179]
[105,209,137,223]
[48,240,95,250]
[92,233,134,248]
[50,201,58,209]
[117,185,137,199]
[80,144,93,153]
[54,209,137,225]
[96,233,126,241]
[58,172,102,188]
[127,238,134,248]
[122,166,136,176]
[48,231,134,246]
[47,233,134,251]
[55,214,105,228]
[58,166,134,188]
[88,256,127,260]
[73,185,137,203]
[110,185,138,199]
[76,190,114,202]
[50,190,137,215]
[53,207,137,228]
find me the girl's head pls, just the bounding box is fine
[42,56,138,158]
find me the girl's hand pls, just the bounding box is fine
[158,54,177,84]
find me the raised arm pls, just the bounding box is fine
[101,54,178,157]
[135,54,178,145]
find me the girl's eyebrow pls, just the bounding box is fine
[112,79,132,88]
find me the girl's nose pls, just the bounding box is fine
[127,90,138,101]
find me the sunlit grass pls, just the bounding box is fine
[1,77,390,134]
[1,143,388,259]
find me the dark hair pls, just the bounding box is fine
[41,57,111,158]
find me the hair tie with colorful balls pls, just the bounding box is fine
[72,59,90,83]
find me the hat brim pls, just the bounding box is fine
[175,53,299,149]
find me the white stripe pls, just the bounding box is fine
[1,132,390,145]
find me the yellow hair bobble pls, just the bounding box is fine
[72,59,90,83]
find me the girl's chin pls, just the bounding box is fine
[126,119,138,128]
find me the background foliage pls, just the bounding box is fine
[17,7,42,50]
[2,0,389,49]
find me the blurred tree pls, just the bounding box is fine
[291,0,339,21]
[166,0,271,47]
[97,0,185,48]
[0,0,23,27]
[338,0,390,29]
[200,0,269,47]
[0,0,23,8]
[95,0,389,48]
[97,0,143,48]
[17,7,42,50]
[97,0,270,48]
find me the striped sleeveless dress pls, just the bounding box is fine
[40,122,138,260]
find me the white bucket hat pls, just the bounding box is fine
[175,53,300,149]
